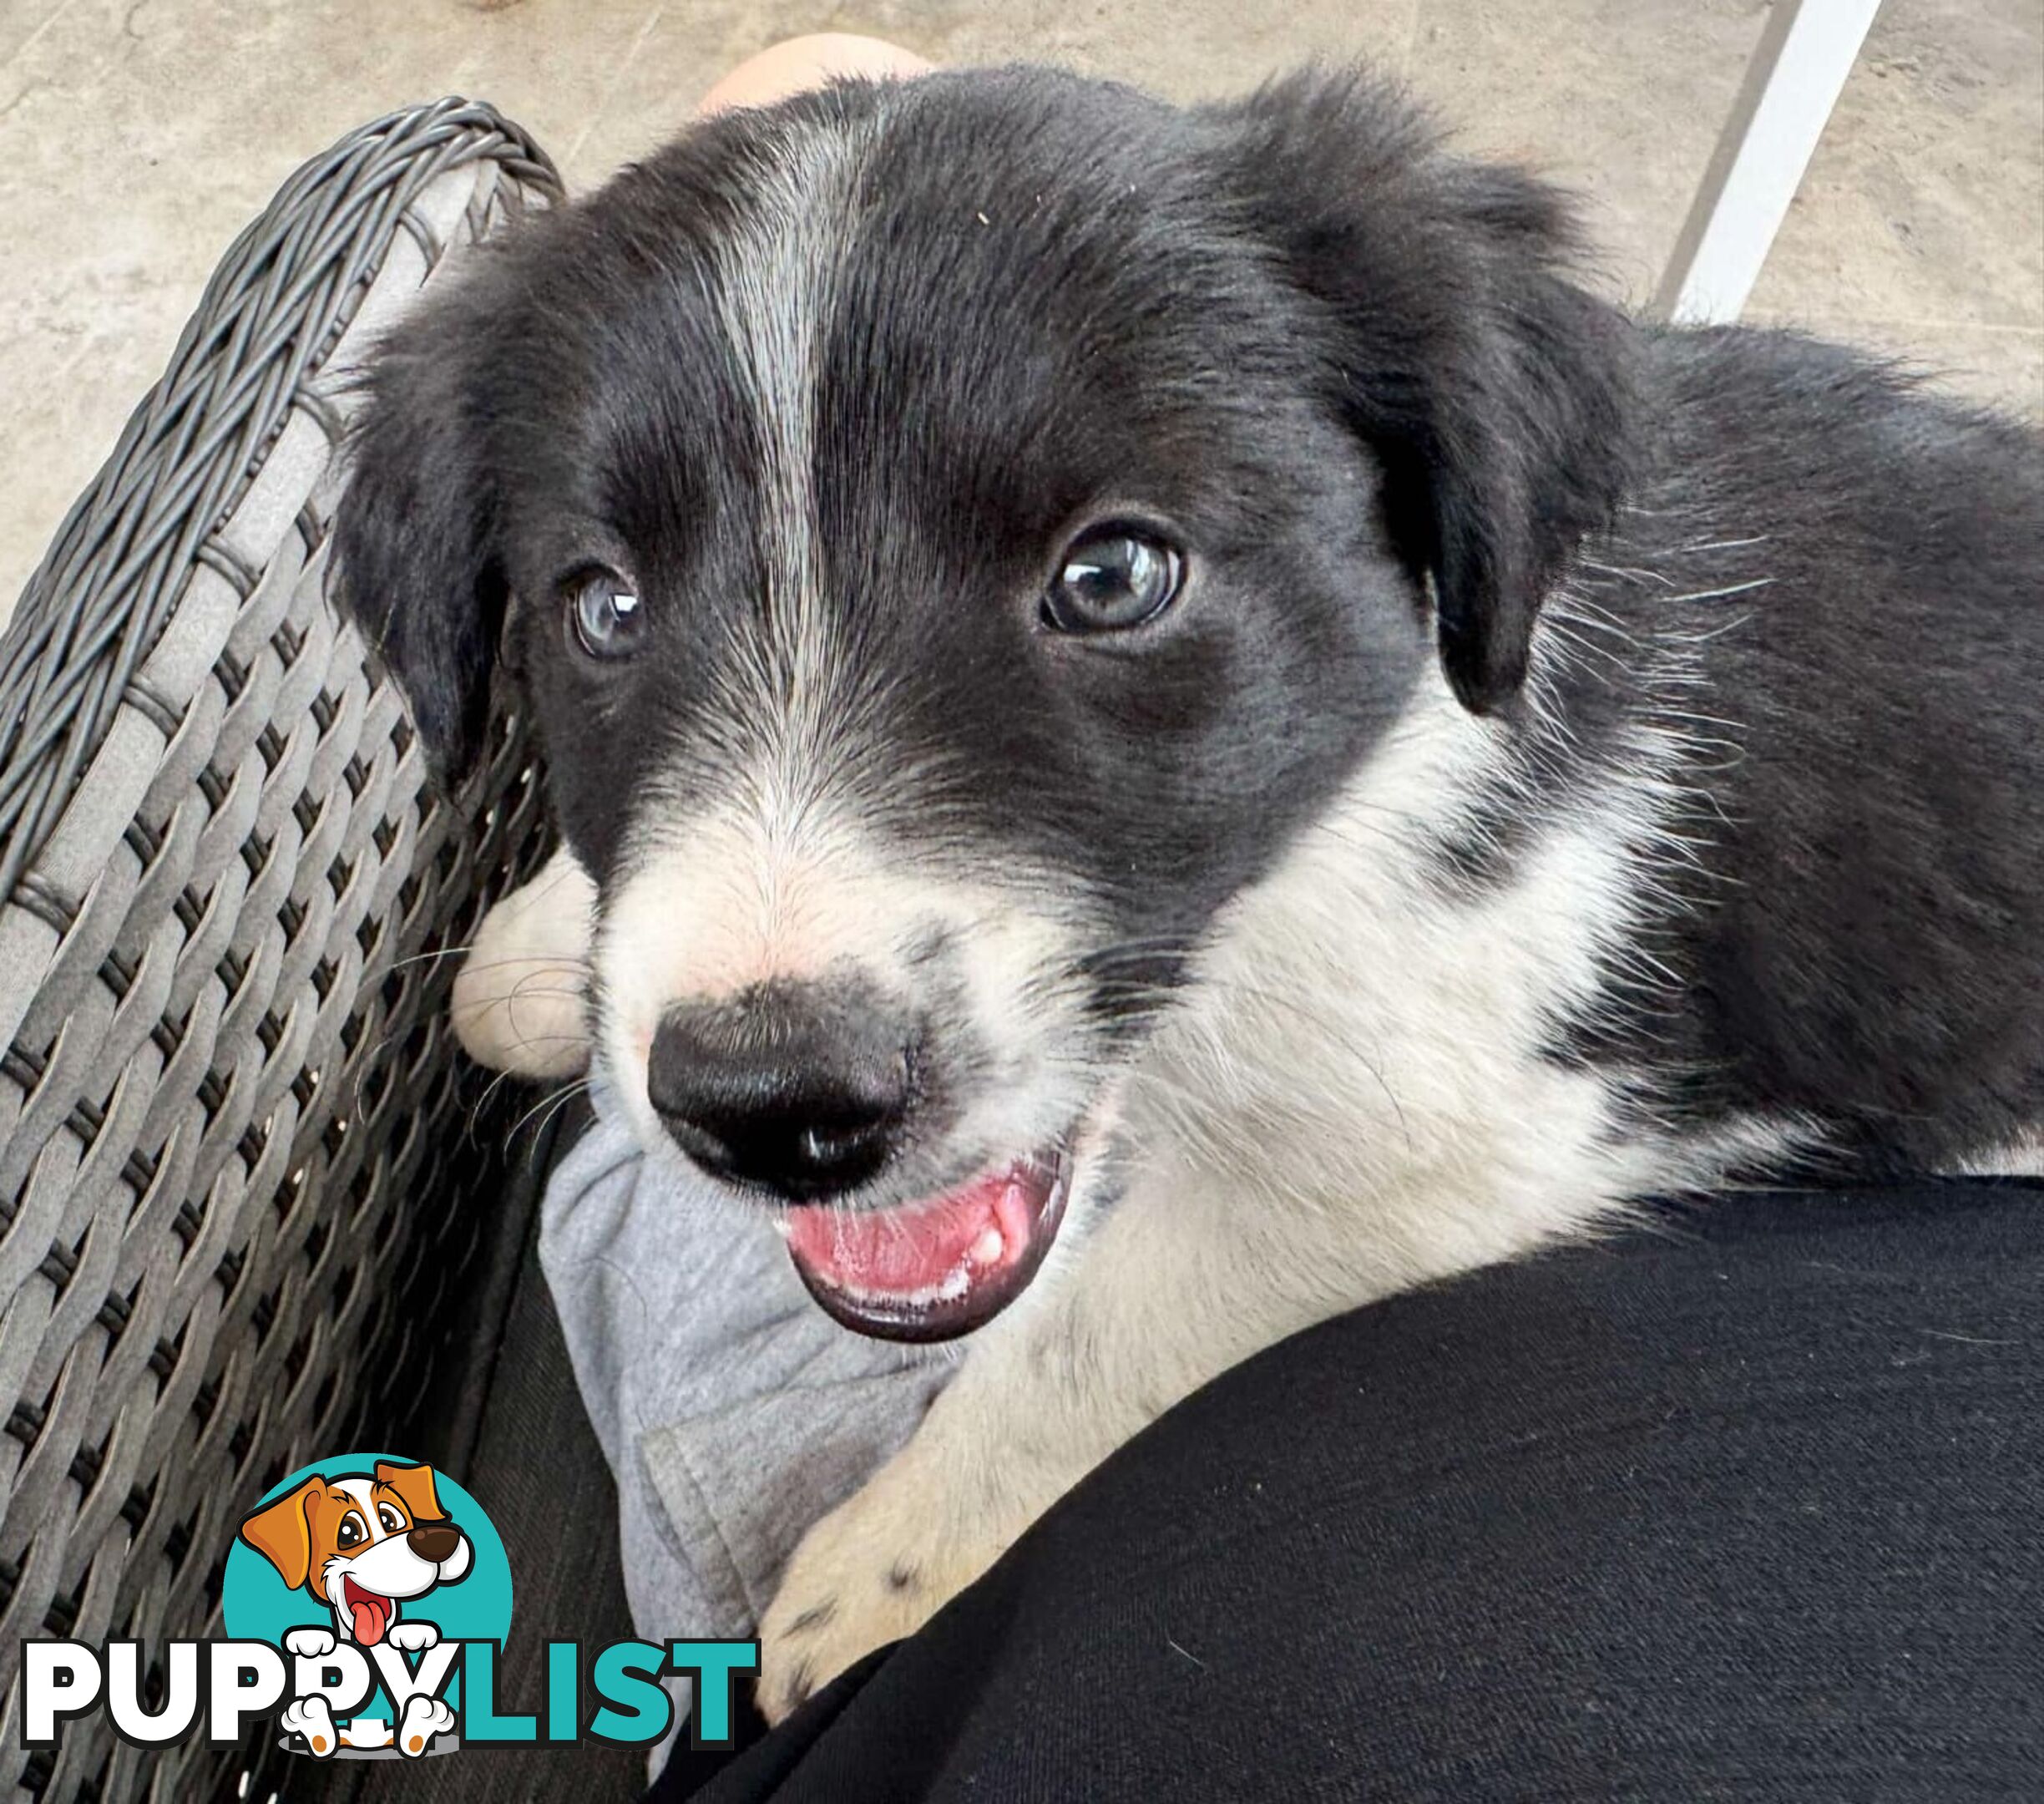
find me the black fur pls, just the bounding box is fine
[333,66,2044,1177]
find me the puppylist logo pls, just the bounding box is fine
[22,1452,756,1761]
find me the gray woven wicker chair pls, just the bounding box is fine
[0,102,640,1804]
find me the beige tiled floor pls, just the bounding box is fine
[3,0,2039,621]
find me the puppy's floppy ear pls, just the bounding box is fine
[374,1459,448,1524]
[239,1478,320,1590]
[332,277,511,779]
[1212,69,1637,712]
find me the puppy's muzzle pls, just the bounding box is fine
[647,979,917,1199]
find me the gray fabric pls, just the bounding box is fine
[539,1082,947,1768]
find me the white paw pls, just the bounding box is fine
[756,1466,1008,1724]
[280,1695,339,1757]
[451,845,595,1077]
[396,1693,456,1757]
[386,1620,440,1653]
[283,1627,337,1660]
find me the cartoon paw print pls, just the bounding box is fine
[283,1627,338,1660]
[387,1621,440,1653]
[397,1694,456,1757]
[279,1695,339,1757]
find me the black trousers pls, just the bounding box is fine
[659,1179,2042,1802]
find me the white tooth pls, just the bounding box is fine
[971,1227,1004,1265]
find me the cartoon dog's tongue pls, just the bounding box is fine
[782,1153,1070,1341]
[342,1575,394,1646]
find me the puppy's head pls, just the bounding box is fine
[335,68,1632,1339]
[240,1462,471,1644]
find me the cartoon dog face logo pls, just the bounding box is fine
[238,1460,473,1646]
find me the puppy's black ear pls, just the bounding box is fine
[331,281,509,780]
[1212,71,1637,712]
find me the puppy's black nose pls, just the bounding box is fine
[407,1521,461,1563]
[647,981,914,1198]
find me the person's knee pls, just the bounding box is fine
[697,33,932,118]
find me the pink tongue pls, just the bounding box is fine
[786,1167,1040,1295]
[348,1589,390,1645]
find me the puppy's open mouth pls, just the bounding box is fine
[781,1147,1071,1340]
[342,1575,394,1646]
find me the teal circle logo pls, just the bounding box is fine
[224,1452,510,1756]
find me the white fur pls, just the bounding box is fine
[1952,1136,2044,1177]
[452,845,594,1078]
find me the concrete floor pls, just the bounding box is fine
[2,0,2039,621]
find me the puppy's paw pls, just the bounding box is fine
[283,1627,337,1660]
[387,1620,440,1653]
[451,845,596,1078]
[397,1694,456,1757]
[756,1471,1004,1724]
[280,1695,339,1757]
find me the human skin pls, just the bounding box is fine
[695,32,931,117]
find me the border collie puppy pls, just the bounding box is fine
[334,67,2044,1715]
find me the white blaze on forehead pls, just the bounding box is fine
[702,105,882,798]
[331,1477,378,1534]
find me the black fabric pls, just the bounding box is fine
[665,1179,2042,1803]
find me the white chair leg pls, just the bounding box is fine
[1651,0,1882,325]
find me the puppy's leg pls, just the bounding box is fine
[450,845,596,1077]
[396,1693,456,1757]
[279,1695,339,1757]
[756,1163,1424,1719]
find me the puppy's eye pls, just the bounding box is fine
[564,567,645,659]
[1043,526,1185,634]
[336,1513,366,1550]
[377,1504,405,1534]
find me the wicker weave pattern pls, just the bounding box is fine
[0,102,561,1802]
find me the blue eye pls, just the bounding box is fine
[565,567,645,659]
[1043,526,1185,633]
